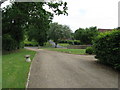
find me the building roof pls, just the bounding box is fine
[98,29,113,32]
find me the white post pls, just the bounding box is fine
[25,55,31,62]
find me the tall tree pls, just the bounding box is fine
[2,1,68,50]
[74,27,99,44]
[48,22,72,48]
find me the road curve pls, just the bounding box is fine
[27,49,118,88]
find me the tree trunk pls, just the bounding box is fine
[55,42,57,48]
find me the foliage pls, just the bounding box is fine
[72,40,81,45]
[86,46,94,54]
[25,1,68,46]
[58,40,81,45]
[93,30,120,70]
[3,34,18,51]
[66,40,74,45]
[74,27,99,44]
[58,43,70,47]
[2,1,68,51]
[58,40,68,43]
[2,3,25,50]
[48,22,72,47]
[24,41,38,47]
[2,49,36,88]
[43,42,53,47]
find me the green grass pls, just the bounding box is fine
[0,55,2,90]
[58,43,70,47]
[2,49,36,88]
[43,48,86,55]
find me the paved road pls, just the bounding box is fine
[27,48,118,88]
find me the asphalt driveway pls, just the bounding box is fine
[27,48,118,88]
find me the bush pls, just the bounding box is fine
[67,40,74,45]
[24,41,38,46]
[20,42,25,48]
[86,47,94,54]
[3,34,17,51]
[58,40,81,45]
[58,40,67,43]
[93,30,120,70]
[74,40,81,45]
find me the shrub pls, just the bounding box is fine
[20,42,25,48]
[93,30,120,70]
[24,41,38,46]
[58,40,81,45]
[74,40,81,45]
[67,40,74,45]
[86,47,94,54]
[58,40,67,43]
[3,34,17,51]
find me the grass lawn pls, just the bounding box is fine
[58,43,70,47]
[2,49,36,88]
[43,48,86,55]
[0,55,1,89]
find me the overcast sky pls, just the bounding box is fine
[53,0,120,32]
[1,0,120,32]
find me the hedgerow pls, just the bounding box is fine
[86,46,94,54]
[93,30,120,70]
[58,40,81,45]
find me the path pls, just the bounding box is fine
[27,47,118,88]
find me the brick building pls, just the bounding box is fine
[98,29,113,32]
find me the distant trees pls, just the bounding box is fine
[74,27,99,44]
[48,23,72,47]
[2,1,68,51]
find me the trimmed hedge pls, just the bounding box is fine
[24,41,38,46]
[58,40,81,45]
[73,40,81,45]
[93,30,120,70]
[86,47,94,54]
[58,40,68,43]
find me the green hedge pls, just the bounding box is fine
[93,30,120,70]
[58,40,81,45]
[24,41,38,46]
[86,47,94,54]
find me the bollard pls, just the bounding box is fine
[25,55,31,62]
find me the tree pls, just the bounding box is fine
[117,27,120,30]
[2,3,27,50]
[74,27,99,44]
[48,22,72,48]
[2,1,68,50]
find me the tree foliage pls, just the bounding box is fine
[93,30,120,70]
[2,1,68,50]
[48,22,72,47]
[74,27,99,44]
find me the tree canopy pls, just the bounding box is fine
[2,1,68,51]
[74,27,99,45]
[48,22,72,47]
